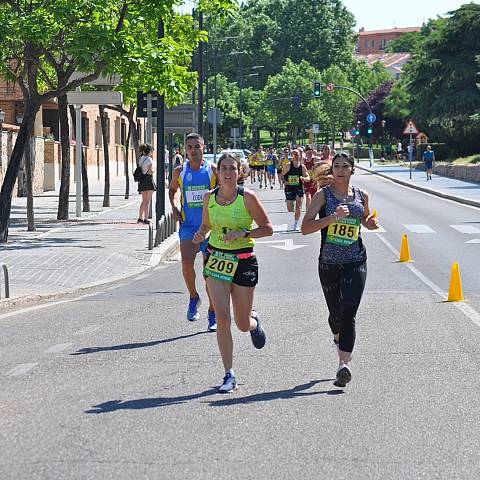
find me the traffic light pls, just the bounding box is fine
[313,82,321,97]
[367,127,373,134]
[355,129,360,135]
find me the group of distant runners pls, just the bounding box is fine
[158,133,380,393]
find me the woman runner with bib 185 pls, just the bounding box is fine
[301,153,379,388]
[193,154,273,393]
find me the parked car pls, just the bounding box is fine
[220,149,248,165]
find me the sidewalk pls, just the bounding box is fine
[0,177,177,308]
[356,160,480,208]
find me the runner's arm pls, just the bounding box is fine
[301,164,310,182]
[361,190,380,230]
[192,192,212,244]
[168,166,183,222]
[301,189,342,235]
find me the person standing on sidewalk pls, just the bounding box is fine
[169,133,218,331]
[301,153,379,388]
[423,145,435,181]
[281,149,310,231]
[137,143,156,225]
[193,153,273,393]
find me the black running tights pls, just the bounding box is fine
[318,260,367,353]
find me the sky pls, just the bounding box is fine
[177,0,474,30]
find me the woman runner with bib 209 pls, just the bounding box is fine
[193,154,273,393]
[301,153,379,388]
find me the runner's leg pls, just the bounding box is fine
[207,277,233,371]
[180,240,201,298]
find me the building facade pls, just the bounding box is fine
[356,27,421,55]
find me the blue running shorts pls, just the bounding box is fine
[179,224,208,252]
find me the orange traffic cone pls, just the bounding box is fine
[399,234,412,262]
[447,262,465,302]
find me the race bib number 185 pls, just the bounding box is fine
[326,217,360,246]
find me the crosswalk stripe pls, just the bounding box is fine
[404,224,437,234]
[450,225,480,234]
[6,363,38,377]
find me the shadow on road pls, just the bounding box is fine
[208,379,342,407]
[70,332,208,355]
[85,388,219,414]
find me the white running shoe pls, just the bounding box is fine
[218,372,237,393]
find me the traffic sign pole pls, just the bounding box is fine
[409,133,413,179]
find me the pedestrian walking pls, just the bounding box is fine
[193,153,273,393]
[301,153,379,388]
[137,143,156,225]
[423,145,435,181]
[169,133,218,331]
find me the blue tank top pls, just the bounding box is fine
[178,161,216,227]
[319,186,366,264]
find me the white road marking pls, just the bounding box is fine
[465,239,480,244]
[44,343,73,354]
[404,224,436,234]
[376,234,480,330]
[6,363,38,377]
[73,325,101,336]
[256,239,307,251]
[450,225,480,234]
[362,226,386,233]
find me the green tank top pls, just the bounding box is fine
[208,187,255,251]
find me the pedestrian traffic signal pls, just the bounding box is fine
[355,129,360,136]
[367,127,373,134]
[313,82,321,97]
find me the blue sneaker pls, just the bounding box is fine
[218,372,237,393]
[187,296,201,321]
[250,310,266,349]
[207,310,217,332]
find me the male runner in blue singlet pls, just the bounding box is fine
[169,133,217,331]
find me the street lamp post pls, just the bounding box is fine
[381,119,386,160]
[237,66,264,149]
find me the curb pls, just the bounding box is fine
[357,164,480,209]
[0,233,179,311]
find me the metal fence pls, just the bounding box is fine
[0,263,10,298]
[148,211,177,250]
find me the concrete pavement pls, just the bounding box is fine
[0,176,177,308]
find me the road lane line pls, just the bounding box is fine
[404,224,436,234]
[44,343,73,354]
[450,225,480,234]
[6,363,38,377]
[376,235,480,329]
[74,325,101,336]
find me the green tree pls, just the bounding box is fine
[403,4,480,154]
[385,31,423,53]
[257,60,325,145]
[210,0,356,86]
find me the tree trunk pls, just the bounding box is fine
[124,121,131,199]
[57,94,71,220]
[68,104,90,212]
[99,105,110,208]
[25,135,36,232]
[0,99,39,242]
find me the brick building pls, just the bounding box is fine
[356,27,421,54]
[0,77,140,196]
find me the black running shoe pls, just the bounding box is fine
[333,365,352,388]
[250,310,266,349]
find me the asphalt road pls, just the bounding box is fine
[1,170,480,479]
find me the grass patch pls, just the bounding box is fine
[451,154,480,165]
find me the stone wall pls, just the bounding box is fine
[414,162,480,183]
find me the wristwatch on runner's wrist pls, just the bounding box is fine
[242,228,251,238]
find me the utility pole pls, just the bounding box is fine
[197,11,204,135]
[156,16,166,225]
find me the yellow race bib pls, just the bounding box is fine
[326,217,360,246]
[204,251,239,282]
[288,175,300,186]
